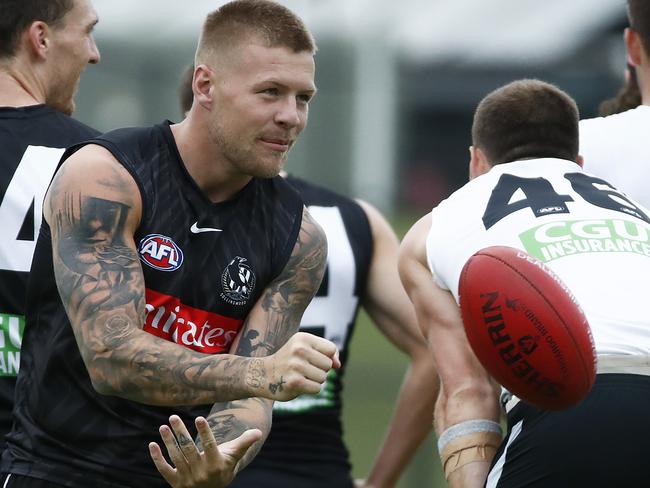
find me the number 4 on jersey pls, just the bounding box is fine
[483,174,573,229]
[0,146,64,272]
[483,172,650,230]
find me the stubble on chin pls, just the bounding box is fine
[257,151,289,179]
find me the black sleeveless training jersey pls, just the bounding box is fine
[230,175,373,487]
[3,122,304,487]
[0,105,98,450]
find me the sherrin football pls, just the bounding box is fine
[458,246,597,410]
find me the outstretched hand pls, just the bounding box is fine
[149,415,262,488]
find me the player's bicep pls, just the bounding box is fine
[46,145,144,361]
[229,207,327,357]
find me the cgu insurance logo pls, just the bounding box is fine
[138,234,184,271]
[520,218,650,262]
[0,314,23,376]
[143,289,242,353]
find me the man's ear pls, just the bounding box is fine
[576,154,584,168]
[625,27,643,67]
[26,21,50,60]
[469,146,491,180]
[193,65,214,109]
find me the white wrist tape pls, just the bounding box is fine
[437,419,502,454]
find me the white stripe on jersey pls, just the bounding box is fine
[486,420,524,488]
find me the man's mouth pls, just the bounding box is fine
[260,137,291,152]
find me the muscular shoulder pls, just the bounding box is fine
[45,144,142,228]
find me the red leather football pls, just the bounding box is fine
[459,246,597,410]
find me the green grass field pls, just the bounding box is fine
[341,211,447,488]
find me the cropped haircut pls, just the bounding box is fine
[0,0,74,59]
[628,0,650,54]
[472,80,579,165]
[196,0,316,65]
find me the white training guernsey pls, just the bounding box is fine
[579,105,650,209]
[426,158,650,356]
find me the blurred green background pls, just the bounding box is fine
[342,213,445,488]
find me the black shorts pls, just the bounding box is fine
[486,374,650,488]
[0,474,65,488]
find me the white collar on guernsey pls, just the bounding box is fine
[486,158,581,176]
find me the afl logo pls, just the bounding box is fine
[220,256,256,306]
[139,234,184,272]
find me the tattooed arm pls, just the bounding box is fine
[45,144,337,406]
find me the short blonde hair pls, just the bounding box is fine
[196,0,316,65]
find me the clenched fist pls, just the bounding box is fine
[261,332,340,401]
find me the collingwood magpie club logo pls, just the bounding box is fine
[220,256,256,306]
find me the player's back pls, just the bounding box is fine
[427,158,650,358]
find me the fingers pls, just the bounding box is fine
[195,416,220,463]
[332,349,341,369]
[298,347,334,373]
[302,336,340,372]
[194,417,262,461]
[158,423,188,477]
[290,377,325,396]
[297,332,338,359]
[148,441,177,485]
[290,332,339,370]
[221,428,263,461]
[155,414,201,480]
[299,361,329,384]
[268,333,341,400]
[169,415,201,464]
